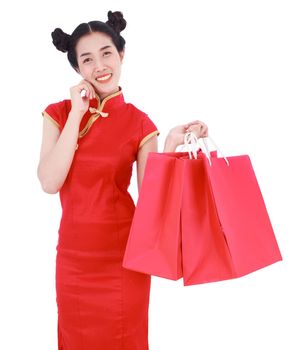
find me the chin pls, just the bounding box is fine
[96,83,119,92]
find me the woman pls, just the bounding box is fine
[37,10,208,350]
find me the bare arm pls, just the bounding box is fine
[162,134,178,152]
[37,79,100,194]
[37,110,82,194]
[136,135,158,194]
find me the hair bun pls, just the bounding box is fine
[106,10,126,35]
[51,28,71,53]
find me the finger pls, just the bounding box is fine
[80,89,89,100]
[87,82,96,98]
[184,120,201,127]
[84,85,92,99]
[186,128,199,138]
[79,83,89,95]
[80,89,87,98]
[200,125,208,137]
[83,80,96,99]
[197,121,207,128]
[199,124,208,137]
[188,125,207,138]
[79,80,92,98]
[186,123,202,132]
[83,87,89,98]
[86,86,95,99]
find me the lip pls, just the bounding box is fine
[96,73,112,79]
[95,73,113,84]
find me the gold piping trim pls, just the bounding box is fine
[42,111,60,129]
[78,87,123,138]
[139,130,160,148]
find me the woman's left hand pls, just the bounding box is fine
[167,120,209,147]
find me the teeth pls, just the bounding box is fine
[96,74,112,81]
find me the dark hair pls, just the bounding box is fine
[51,10,126,72]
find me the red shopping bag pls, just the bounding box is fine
[122,133,283,285]
[122,150,187,280]
[182,148,283,285]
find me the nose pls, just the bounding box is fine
[94,58,107,72]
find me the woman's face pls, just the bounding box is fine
[75,31,124,100]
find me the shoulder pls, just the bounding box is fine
[124,102,157,127]
[125,102,147,117]
[45,99,71,114]
[42,99,72,130]
[124,102,160,148]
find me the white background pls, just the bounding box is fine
[0,0,298,349]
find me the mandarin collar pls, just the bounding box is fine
[89,86,125,114]
[77,86,125,140]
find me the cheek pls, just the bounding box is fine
[81,66,93,78]
[112,62,121,74]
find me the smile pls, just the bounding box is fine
[96,74,112,82]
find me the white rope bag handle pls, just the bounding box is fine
[183,132,229,166]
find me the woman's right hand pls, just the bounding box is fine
[69,79,97,118]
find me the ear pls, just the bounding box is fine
[119,49,125,63]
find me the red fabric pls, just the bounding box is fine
[42,86,160,349]
[122,149,282,286]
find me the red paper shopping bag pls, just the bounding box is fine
[123,133,283,286]
[182,147,283,285]
[180,153,235,285]
[122,151,187,280]
[122,149,235,282]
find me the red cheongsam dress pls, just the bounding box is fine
[41,86,160,350]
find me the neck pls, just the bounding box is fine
[97,86,120,100]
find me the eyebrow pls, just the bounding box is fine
[79,45,112,58]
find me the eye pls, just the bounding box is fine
[83,58,91,63]
[104,51,111,56]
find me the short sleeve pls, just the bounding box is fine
[41,101,65,130]
[139,114,160,148]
